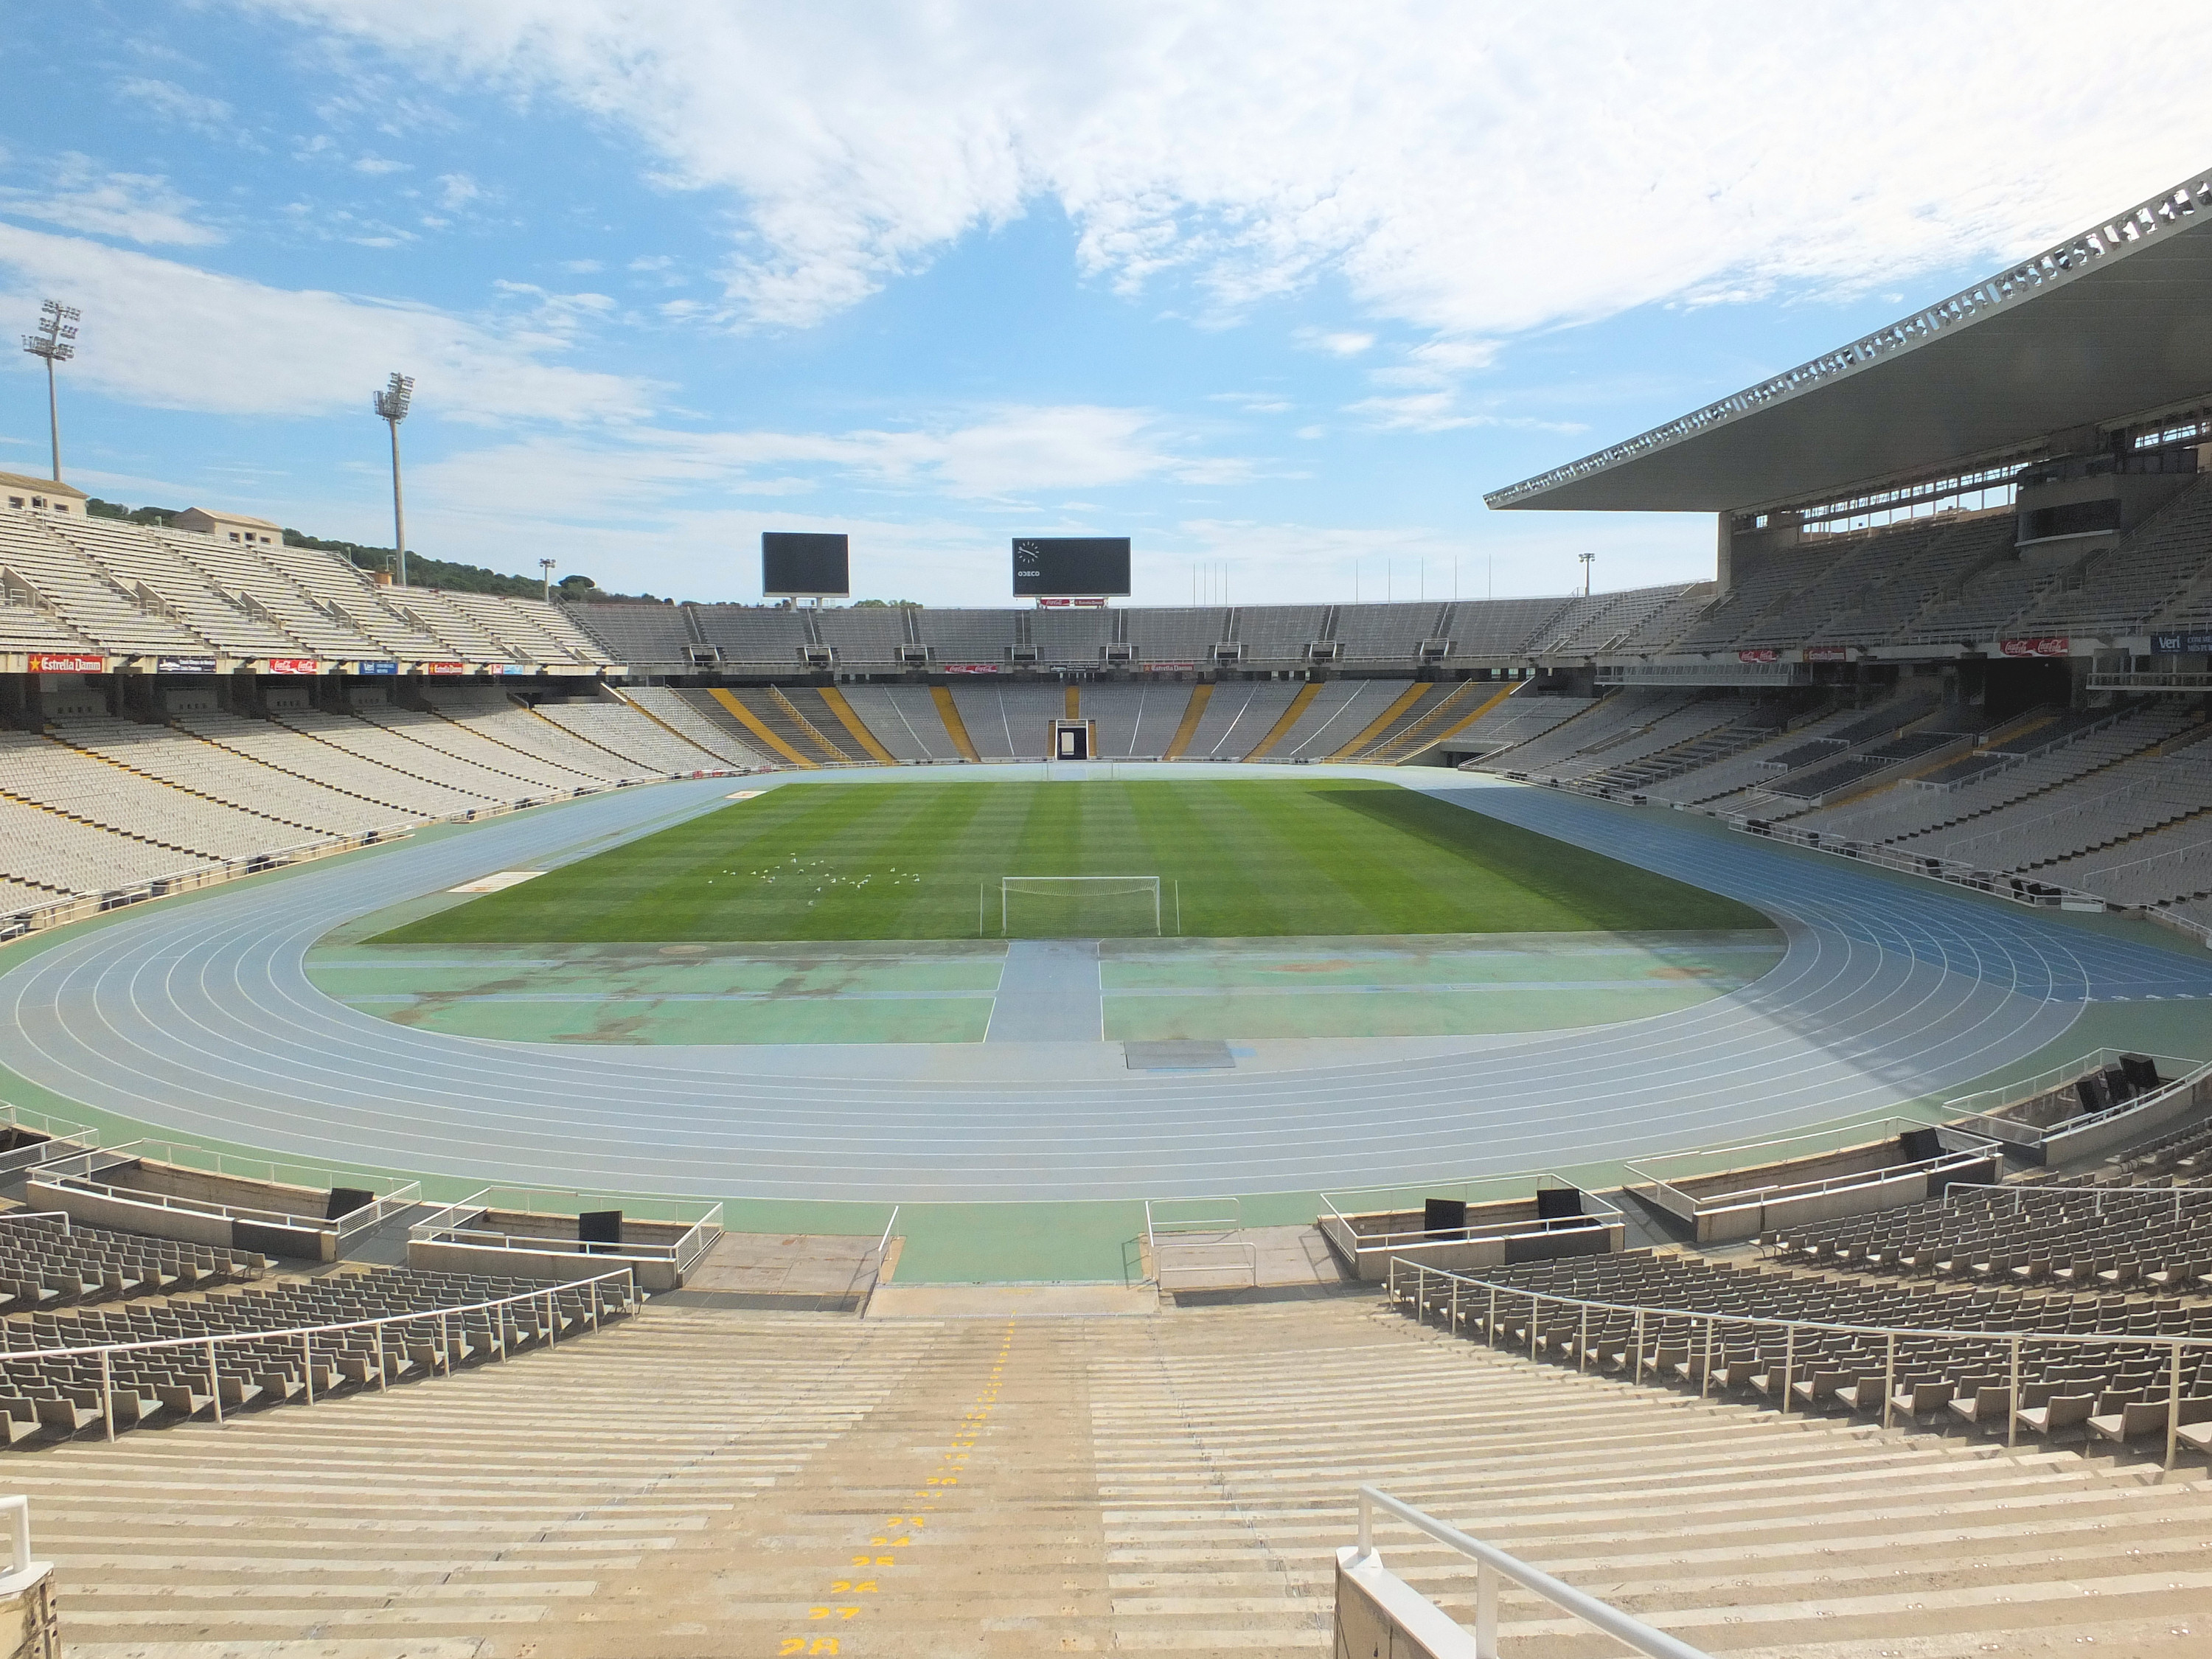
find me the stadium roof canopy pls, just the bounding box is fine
[1488,168,2212,516]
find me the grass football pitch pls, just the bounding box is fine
[380,779,1770,944]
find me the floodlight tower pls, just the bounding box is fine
[1578,549,1595,596]
[21,299,80,482]
[539,557,556,601]
[373,372,415,585]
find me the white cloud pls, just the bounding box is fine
[233,0,2212,349]
[0,159,221,247]
[1295,329,1377,358]
[0,223,653,423]
[119,79,240,139]
[1343,392,1585,435]
[352,153,409,175]
[434,172,481,210]
[406,404,1251,520]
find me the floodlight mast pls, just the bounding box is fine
[1577,550,1595,597]
[539,557,556,601]
[20,299,80,483]
[373,372,414,585]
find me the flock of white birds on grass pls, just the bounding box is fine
[699,855,926,905]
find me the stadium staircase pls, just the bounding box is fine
[1360,680,1501,763]
[21,1295,2212,1655]
[702,688,823,768]
[930,686,983,761]
[1245,681,1321,760]
[1161,684,1213,760]
[1328,683,1433,761]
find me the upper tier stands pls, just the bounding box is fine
[0,507,611,668]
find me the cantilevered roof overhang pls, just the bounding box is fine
[1488,169,2212,515]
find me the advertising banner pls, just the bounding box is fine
[497,663,534,675]
[943,663,1001,674]
[1999,637,2070,658]
[2152,634,2212,655]
[1146,661,1197,672]
[354,660,399,675]
[27,653,103,674]
[265,658,319,675]
[154,655,216,675]
[421,661,466,675]
[1804,644,1848,663]
[1737,648,1781,664]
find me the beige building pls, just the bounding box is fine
[173,507,285,546]
[0,470,88,514]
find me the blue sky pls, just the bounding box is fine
[1,1,2206,606]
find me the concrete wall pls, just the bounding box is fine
[2045,1074,2212,1165]
[1334,1548,1472,1658]
[26,1177,338,1261]
[0,1565,56,1659]
[28,1179,234,1251]
[408,1237,666,1292]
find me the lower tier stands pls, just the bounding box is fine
[1,692,730,920]
[1397,1248,2212,1451]
[0,1263,627,1441]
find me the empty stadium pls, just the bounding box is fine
[8,130,2212,1659]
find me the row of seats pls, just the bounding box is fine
[1396,1248,2212,1455]
[2,694,737,910]
[1761,1180,2212,1292]
[0,1265,630,1442]
[567,588,1708,673]
[0,1212,265,1312]
[4,507,610,667]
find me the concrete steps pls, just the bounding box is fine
[15,1297,2212,1657]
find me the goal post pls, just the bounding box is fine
[1001,874,1161,937]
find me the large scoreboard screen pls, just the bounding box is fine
[1012,537,1130,598]
[762,532,851,597]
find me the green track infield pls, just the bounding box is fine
[378,778,1769,944]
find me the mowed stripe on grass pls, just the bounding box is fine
[377,779,1771,942]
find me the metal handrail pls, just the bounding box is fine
[35,1149,420,1236]
[1352,1486,1709,1659]
[407,1186,723,1270]
[1942,1048,2197,1121]
[0,1496,32,1581]
[0,1267,638,1443]
[1389,1259,2212,1469]
[1624,1117,1997,1217]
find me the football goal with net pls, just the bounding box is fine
[995,875,1167,937]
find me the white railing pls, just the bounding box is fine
[1944,1048,2192,1125]
[1728,814,2121,910]
[408,1185,723,1277]
[35,1142,420,1239]
[1318,1174,1624,1274]
[1350,1486,1710,1659]
[1913,706,2133,796]
[0,1495,32,1582]
[0,827,408,939]
[0,1102,99,1175]
[1486,170,2212,508]
[1937,1178,2212,1225]
[1144,1195,1256,1289]
[1621,1116,1994,1220]
[1948,1054,2212,1155]
[0,1266,637,1444]
[1388,1258,2212,1468]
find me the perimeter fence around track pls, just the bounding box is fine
[0,1266,639,1444]
[1385,1258,2212,1469]
[33,1142,422,1245]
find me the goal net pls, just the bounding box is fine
[999,875,1161,938]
